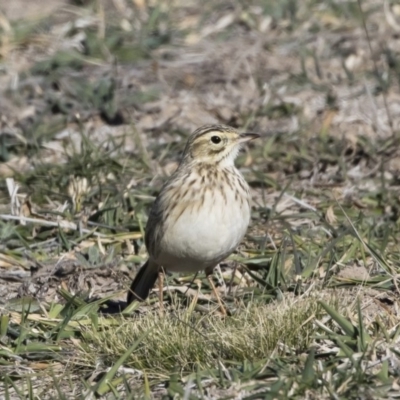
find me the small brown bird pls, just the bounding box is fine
[127,124,258,313]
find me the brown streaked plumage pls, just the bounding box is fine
[126,124,259,314]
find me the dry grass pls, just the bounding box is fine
[86,294,331,373]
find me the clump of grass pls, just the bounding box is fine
[82,293,340,373]
[0,285,398,398]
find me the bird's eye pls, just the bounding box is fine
[211,136,221,144]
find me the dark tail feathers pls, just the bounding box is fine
[126,260,159,306]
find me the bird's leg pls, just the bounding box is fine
[158,269,164,316]
[184,272,199,296]
[215,264,227,295]
[206,271,227,316]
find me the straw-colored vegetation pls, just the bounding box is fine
[0,0,399,398]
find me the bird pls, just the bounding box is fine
[126,124,259,314]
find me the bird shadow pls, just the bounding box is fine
[86,296,127,315]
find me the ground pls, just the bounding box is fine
[0,0,400,399]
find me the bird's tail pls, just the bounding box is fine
[126,260,159,305]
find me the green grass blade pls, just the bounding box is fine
[319,301,356,337]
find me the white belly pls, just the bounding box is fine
[154,180,250,273]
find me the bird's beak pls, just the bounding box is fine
[239,133,260,143]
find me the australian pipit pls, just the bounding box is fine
[126,124,259,313]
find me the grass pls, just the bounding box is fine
[1,0,400,398]
[1,290,397,398]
